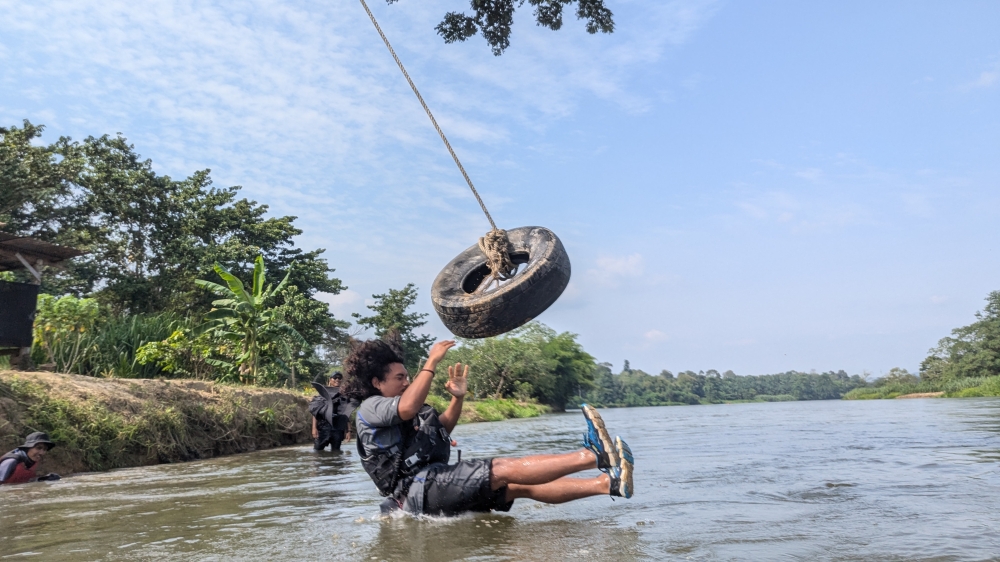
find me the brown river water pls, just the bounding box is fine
[3,399,1000,561]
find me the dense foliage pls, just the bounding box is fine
[388,0,614,56]
[424,322,865,410]
[437,323,595,409]
[582,364,866,407]
[920,291,1000,381]
[1,121,348,381]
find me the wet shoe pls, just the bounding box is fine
[581,404,619,473]
[609,437,634,499]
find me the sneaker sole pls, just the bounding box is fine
[582,404,619,468]
[616,437,634,499]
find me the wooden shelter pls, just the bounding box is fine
[0,230,86,369]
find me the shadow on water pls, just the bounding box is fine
[361,513,647,561]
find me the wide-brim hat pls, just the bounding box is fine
[19,432,55,451]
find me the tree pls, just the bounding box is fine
[352,284,435,373]
[536,328,596,409]
[875,367,919,387]
[451,330,550,399]
[390,0,614,56]
[2,122,349,380]
[193,256,307,385]
[0,120,83,256]
[438,322,595,408]
[920,291,1000,380]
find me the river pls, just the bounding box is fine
[3,399,1000,560]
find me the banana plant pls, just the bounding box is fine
[194,255,306,385]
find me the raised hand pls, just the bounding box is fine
[426,340,457,366]
[446,362,469,398]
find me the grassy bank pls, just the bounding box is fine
[0,370,313,476]
[425,394,550,423]
[843,376,1000,400]
[0,371,550,476]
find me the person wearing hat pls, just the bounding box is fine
[1,432,61,485]
[310,372,352,451]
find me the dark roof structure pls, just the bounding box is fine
[0,231,86,272]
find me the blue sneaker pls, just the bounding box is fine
[581,404,619,473]
[609,436,634,499]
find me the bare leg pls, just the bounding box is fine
[490,449,596,490]
[505,474,610,504]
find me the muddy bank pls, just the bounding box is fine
[0,371,312,476]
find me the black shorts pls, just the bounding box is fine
[422,459,514,516]
[314,427,345,451]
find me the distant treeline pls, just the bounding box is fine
[581,363,866,408]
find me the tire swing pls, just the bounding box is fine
[359,0,571,338]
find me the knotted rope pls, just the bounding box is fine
[359,0,517,281]
[478,228,518,281]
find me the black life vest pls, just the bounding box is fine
[310,385,353,432]
[357,404,451,497]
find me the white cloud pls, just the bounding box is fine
[962,66,999,90]
[795,168,823,182]
[315,289,364,319]
[900,193,935,218]
[588,253,644,285]
[0,0,721,287]
[644,329,668,342]
[955,57,999,91]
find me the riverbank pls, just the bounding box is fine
[0,371,549,476]
[0,370,313,476]
[426,394,550,422]
[843,375,1000,400]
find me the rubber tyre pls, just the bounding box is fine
[431,226,571,338]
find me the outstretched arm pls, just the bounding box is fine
[437,363,469,433]
[398,340,455,420]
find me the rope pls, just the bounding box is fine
[359,0,517,281]
[478,228,518,280]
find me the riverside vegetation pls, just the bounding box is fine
[843,290,1000,400]
[0,370,312,475]
[2,120,999,472]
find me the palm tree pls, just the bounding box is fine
[194,256,306,385]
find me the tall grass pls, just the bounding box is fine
[81,313,182,378]
[30,307,181,378]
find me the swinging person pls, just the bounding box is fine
[343,338,634,516]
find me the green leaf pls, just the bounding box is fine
[213,263,251,304]
[252,255,265,301]
[195,279,231,296]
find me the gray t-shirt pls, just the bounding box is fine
[356,395,406,455]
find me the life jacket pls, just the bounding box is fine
[0,449,38,485]
[356,404,451,497]
[310,385,351,432]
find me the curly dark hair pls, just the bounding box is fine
[342,338,406,401]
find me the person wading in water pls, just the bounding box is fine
[311,372,352,451]
[1,432,60,485]
[343,338,634,516]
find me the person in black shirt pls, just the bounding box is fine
[310,372,351,451]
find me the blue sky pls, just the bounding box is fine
[2,0,998,377]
